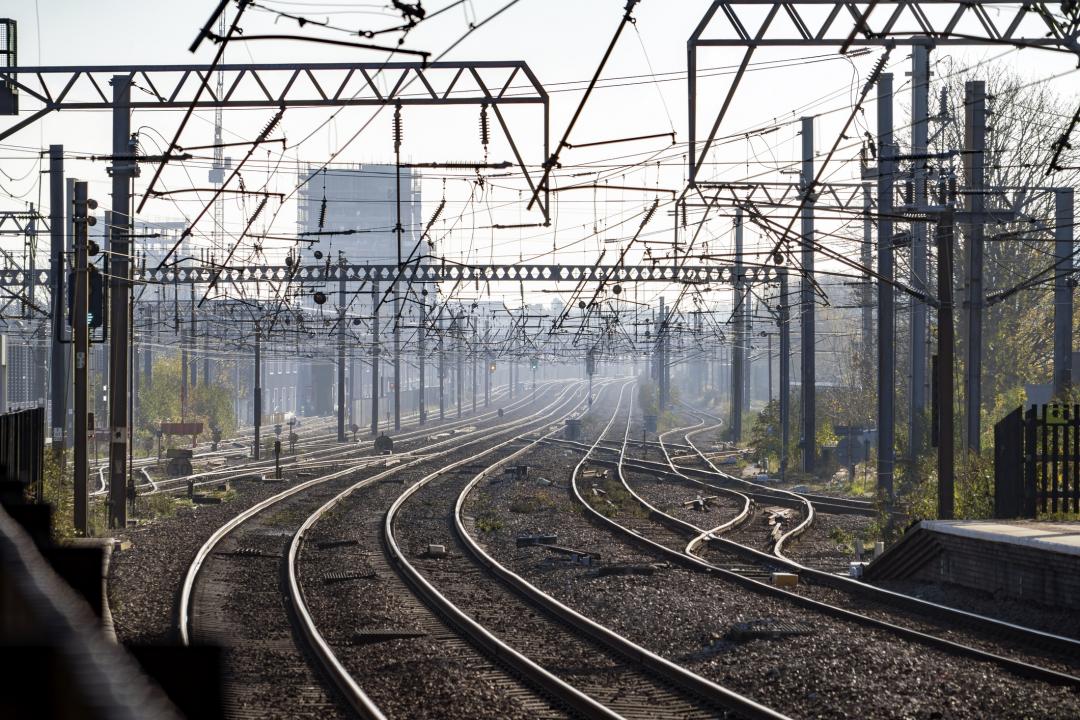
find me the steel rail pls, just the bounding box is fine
[601,406,1080,686]
[455,381,791,720]
[285,383,583,720]
[178,381,553,645]
[672,408,1080,661]
[299,381,617,719]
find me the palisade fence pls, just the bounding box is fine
[994,404,1080,518]
[0,406,44,502]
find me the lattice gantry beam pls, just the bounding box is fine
[689,181,868,215]
[688,2,1080,183]
[0,61,546,112]
[0,60,551,219]
[692,2,1079,48]
[0,263,778,288]
[0,210,48,235]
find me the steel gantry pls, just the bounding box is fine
[686,0,1080,508]
[0,57,550,530]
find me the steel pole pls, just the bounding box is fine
[963,81,986,452]
[371,281,380,437]
[107,76,133,529]
[73,182,90,536]
[1053,188,1075,397]
[337,265,346,442]
[438,314,445,420]
[49,146,67,456]
[800,116,816,474]
[779,268,791,481]
[731,209,743,441]
[457,320,464,418]
[419,296,427,425]
[253,328,261,459]
[877,74,896,503]
[937,209,956,519]
[909,43,931,459]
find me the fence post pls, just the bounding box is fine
[1023,406,1037,517]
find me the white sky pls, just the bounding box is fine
[2,1,1078,313]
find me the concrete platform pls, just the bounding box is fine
[865,520,1080,611]
[922,520,1080,556]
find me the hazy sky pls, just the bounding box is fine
[2,1,1077,311]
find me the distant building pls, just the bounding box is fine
[295,164,424,417]
[297,164,422,266]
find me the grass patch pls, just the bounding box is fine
[509,488,557,514]
[473,495,506,533]
[584,475,648,519]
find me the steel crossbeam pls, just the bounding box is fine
[0,61,550,218]
[0,210,48,235]
[0,60,545,114]
[688,1,1080,183]
[0,262,776,289]
[692,2,1078,48]
[689,181,867,215]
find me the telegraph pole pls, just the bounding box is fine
[107,75,133,529]
[1054,188,1075,397]
[861,177,874,358]
[909,43,931,459]
[393,105,404,433]
[418,294,427,424]
[49,145,67,457]
[438,314,445,420]
[963,80,986,452]
[658,295,668,413]
[731,209,744,441]
[743,297,752,413]
[337,259,346,442]
[779,267,791,480]
[457,316,464,417]
[73,182,93,536]
[877,74,896,503]
[253,326,262,459]
[470,320,477,413]
[936,208,956,520]
[800,115,816,474]
[370,281,380,437]
[484,319,491,408]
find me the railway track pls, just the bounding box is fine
[661,409,1080,660]
[93,385,519,498]
[120,385,522,498]
[178,381,581,719]
[291,378,786,719]
[450,380,786,719]
[593,400,1080,687]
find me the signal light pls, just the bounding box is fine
[67,265,105,329]
[488,361,497,373]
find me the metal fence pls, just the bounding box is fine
[994,404,1080,518]
[0,406,43,501]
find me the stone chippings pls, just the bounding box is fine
[466,444,1080,720]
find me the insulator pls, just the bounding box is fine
[680,201,687,229]
[318,196,327,231]
[260,109,284,140]
[249,197,268,225]
[480,104,490,147]
[393,105,403,151]
[426,200,445,230]
[640,200,658,229]
[861,50,892,96]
